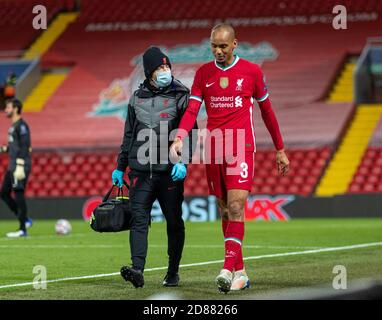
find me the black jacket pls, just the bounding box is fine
[7,118,32,172]
[117,78,197,174]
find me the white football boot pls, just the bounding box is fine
[230,269,250,291]
[215,269,233,293]
[6,230,27,238]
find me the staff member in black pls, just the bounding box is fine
[112,47,197,288]
[0,98,32,237]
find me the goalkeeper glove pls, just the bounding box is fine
[13,158,26,181]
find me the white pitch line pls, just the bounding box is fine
[0,233,87,241]
[0,244,323,249]
[0,245,126,249]
[0,241,381,290]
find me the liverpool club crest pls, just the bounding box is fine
[220,77,229,89]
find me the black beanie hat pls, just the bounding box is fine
[142,46,171,79]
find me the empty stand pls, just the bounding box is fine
[316,105,382,196]
[1,0,378,149]
[23,72,68,112]
[0,149,330,197]
[77,0,382,23]
[0,0,73,51]
[348,147,382,193]
[14,20,376,148]
[252,148,331,196]
[328,62,356,103]
[344,108,382,194]
[0,0,380,199]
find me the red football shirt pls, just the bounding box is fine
[177,55,284,158]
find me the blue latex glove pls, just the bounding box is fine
[171,163,187,181]
[112,169,124,187]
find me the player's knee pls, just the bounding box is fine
[217,200,229,220]
[221,212,229,221]
[227,200,245,219]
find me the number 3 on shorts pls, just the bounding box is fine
[240,162,248,178]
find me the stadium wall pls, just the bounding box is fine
[15,58,41,102]
[0,195,381,221]
[0,58,41,102]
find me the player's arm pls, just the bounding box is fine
[258,99,289,175]
[16,123,31,158]
[258,98,283,150]
[171,69,203,161]
[14,123,30,180]
[176,67,203,140]
[170,98,201,162]
[177,92,199,163]
[254,66,289,175]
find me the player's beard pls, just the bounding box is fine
[215,50,234,65]
[216,54,225,63]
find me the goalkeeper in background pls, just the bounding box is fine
[0,98,32,237]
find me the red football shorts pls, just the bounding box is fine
[205,152,255,199]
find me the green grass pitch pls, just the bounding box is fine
[0,218,381,299]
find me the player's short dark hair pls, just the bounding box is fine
[211,23,236,39]
[6,98,23,114]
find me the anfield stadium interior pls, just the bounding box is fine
[0,0,381,208]
[1,0,382,303]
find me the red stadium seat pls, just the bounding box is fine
[0,148,333,197]
[301,185,313,196]
[348,147,382,193]
[50,189,62,197]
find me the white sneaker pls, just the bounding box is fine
[6,230,27,238]
[215,269,232,293]
[230,269,250,291]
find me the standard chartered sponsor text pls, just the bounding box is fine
[210,96,242,108]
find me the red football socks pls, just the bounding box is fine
[235,243,244,271]
[222,219,229,237]
[223,221,244,272]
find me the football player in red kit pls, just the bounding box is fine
[170,24,290,292]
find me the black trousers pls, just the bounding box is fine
[128,170,185,274]
[0,170,29,232]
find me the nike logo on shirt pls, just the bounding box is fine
[238,179,248,183]
[206,82,215,88]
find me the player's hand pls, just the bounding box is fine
[169,138,183,163]
[112,169,124,188]
[171,162,187,181]
[13,158,26,181]
[276,149,289,176]
[0,145,7,153]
